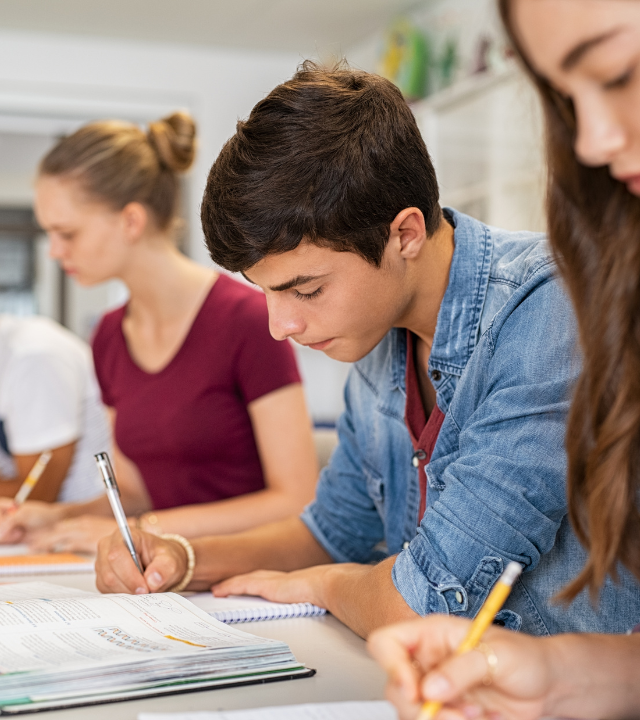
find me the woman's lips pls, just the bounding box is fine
[617,173,640,195]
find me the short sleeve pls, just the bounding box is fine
[233,294,301,404]
[1,352,83,454]
[90,312,119,408]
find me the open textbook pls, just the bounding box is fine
[0,582,312,715]
[188,593,326,623]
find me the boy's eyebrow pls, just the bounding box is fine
[269,274,326,292]
[561,28,622,71]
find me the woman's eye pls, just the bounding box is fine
[604,66,635,90]
[294,287,323,301]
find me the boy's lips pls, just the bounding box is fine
[304,339,334,350]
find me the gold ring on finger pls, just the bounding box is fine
[474,641,498,686]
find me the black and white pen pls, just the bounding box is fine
[94,452,144,575]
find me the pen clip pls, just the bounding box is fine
[95,452,119,495]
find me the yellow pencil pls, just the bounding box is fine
[13,451,52,506]
[418,561,523,720]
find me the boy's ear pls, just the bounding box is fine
[389,207,427,259]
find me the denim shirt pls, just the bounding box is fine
[301,208,640,636]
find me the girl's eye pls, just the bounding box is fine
[604,66,635,90]
[294,287,323,301]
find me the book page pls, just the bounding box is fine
[138,701,398,720]
[0,581,94,601]
[0,591,283,675]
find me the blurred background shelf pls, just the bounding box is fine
[412,64,546,232]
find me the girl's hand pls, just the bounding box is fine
[96,529,187,594]
[0,499,66,544]
[27,516,118,554]
[368,615,554,720]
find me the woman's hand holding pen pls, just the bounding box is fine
[95,529,188,594]
[367,615,555,720]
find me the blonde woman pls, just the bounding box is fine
[0,113,317,551]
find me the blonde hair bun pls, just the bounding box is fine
[147,112,196,173]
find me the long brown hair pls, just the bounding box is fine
[499,0,640,600]
[40,112,196,230]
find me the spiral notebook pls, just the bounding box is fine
[187,593,326,623]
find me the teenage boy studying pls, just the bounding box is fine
[95,63,640,638]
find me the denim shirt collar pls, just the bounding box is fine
[390,208,493,400]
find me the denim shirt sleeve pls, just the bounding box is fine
[301,367,386,563]
[393,274,578,619]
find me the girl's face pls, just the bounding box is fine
[513,0,640,195]
[34,176,132,286]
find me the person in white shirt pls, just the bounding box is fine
[0,314,109,504]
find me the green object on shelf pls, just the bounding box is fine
[378,18,429,101]
[439,37,458,89]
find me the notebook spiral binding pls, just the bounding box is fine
[215,603,326,624]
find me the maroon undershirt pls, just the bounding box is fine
[404,331,445,522]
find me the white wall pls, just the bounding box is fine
[0,30,301,264]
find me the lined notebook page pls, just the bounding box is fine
[187,593,326,623]
[139,701,397,720]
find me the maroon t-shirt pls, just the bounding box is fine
[404,331,445,522]
[92,274,301,510]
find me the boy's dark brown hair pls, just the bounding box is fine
[201,61,441,272]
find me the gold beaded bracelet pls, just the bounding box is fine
[160,533,196,593]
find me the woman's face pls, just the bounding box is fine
[34,176,131,286]
[513,0,640,195]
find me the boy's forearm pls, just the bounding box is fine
[320,556,419,638]
[545,632,640,719]
[191,516,333,587]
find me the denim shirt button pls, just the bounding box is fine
[402,541,410,550]
[455,591,464,604]
[412,450,427,467]
[431,370,442,382]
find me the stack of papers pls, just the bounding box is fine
[0,582,311,714]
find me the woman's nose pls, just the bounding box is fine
[48,236,66,260]
[574,95,626,167]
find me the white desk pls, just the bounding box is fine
[9,572,387,719]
